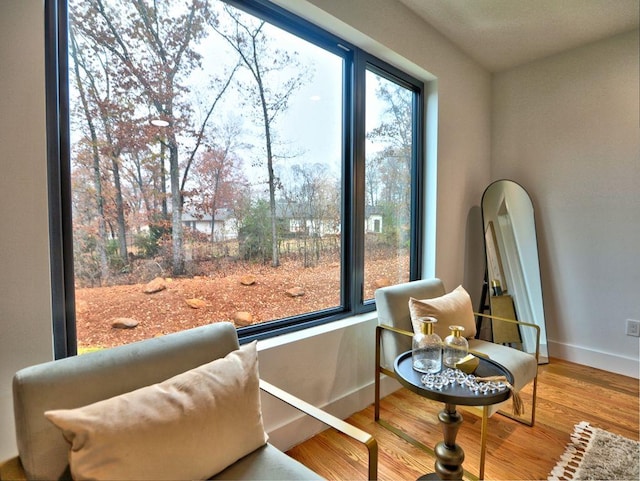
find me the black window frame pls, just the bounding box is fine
[46,0,424,357]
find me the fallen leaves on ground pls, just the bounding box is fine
[75,254,407,349]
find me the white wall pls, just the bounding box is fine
[0,0,55,460]
[492,29,640,378]
[257,314,390,451]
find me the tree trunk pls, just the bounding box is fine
[69,31,109,282]
[160,141,168,220]
[168,136,184,275]
[110,154,128,264]
[258,80,279,268]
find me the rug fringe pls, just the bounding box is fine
[547,422,595,481]
[548,421,640,481]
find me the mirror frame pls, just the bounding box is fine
[481,179,549,364]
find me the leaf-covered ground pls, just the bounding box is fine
[76,254,407,349]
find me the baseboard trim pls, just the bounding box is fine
[548,339,639,379]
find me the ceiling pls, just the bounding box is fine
[396,0,640,72]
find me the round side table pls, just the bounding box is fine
[394,351,513,480]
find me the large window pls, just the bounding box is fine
[49,0,424,356]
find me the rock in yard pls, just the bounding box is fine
[234,311,253,327]
[285,287,305,297]
[143,277,167,294]
[185,298,207,309]
[111,317,139,329]
[240,275,256,286]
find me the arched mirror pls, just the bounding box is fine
[481,180,549,364]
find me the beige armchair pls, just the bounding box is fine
[1,322,377,481]
[374,278,539,480]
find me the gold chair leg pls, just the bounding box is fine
[497,375,538,427]
[374,326,382,421]
[479,406,488,480]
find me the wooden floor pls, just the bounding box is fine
[287,358,639,480]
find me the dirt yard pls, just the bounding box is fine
[75,255,407,349]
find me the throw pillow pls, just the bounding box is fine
[409,285,477,339]
[45,341,267,481]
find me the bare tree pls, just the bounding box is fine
[69,28,110,281]
[187,120,247,244]
[367,80,413,215]
[362,76,415,261]
[211,5,307,268]
[71,0,237,275]
[282,162,339,266]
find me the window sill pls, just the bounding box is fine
[257,311,378,353]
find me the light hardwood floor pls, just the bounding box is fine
[287,358,639,480]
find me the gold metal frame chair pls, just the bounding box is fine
[374,280,539,480]
[0,322,378,481]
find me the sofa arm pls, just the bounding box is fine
[0,457,26,481]
[259,379,378,481]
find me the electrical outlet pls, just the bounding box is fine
[626,319,640,337]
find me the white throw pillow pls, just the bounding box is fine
[45,341,267,480]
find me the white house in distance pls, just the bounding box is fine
[182,203,384,240]
[182,208,239,241]
[365,206,383,234]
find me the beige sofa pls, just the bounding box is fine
[0,322,377,480]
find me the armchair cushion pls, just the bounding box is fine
[408,285,477,339]
[468,339,537,392]
[211,444,323,480]
[44,341,267,481]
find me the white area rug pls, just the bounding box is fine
[548,421,640,481]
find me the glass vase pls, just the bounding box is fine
[412,317,442,373]
[443,325,469,368]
